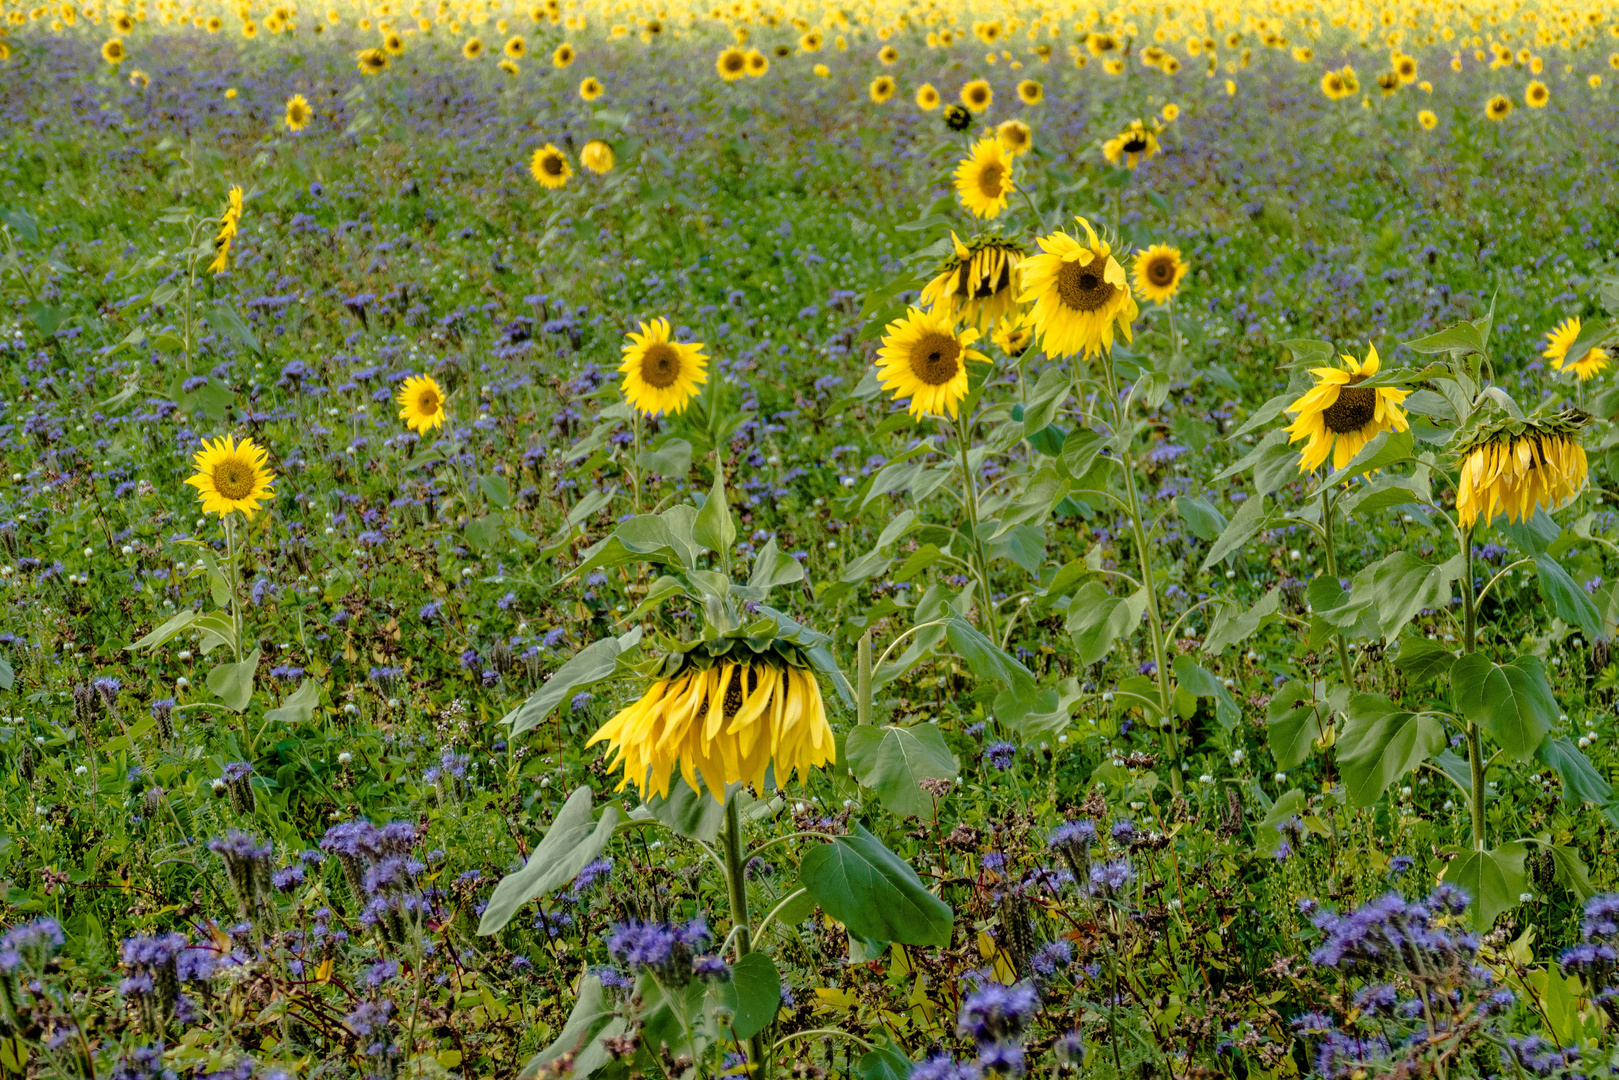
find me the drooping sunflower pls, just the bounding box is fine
[1455,415,1590,528]
[619,318,708,416]
[960,78,992,111]
[715,46,747,80]
[396,374,447,434]
[953,136,1015,219]
[185,435,275,520]
[1485,93,1513,120]
[284,93,311,131]
[918,233,1025,331]
[1282,346,1410,473]
[1132,245,1187,305]
[1543,317,1611,381]
[529,143,571,189]
[207,185,244,275]
[869,75,896,103]
[580,140,615,174]
[915,82,940,110]
[587,659,834,801]
[579,76,603,100]
[874,306,988,420]
[1102,120,1161,169]
[1017,217,1138,359]
[996,118,1032,155]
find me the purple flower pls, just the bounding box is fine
[985,742,1016,770]
[694,954,732,982]
[974,1042,1025,1077]
[957,980,1039,1045]
[912,1055,982,1080]
[1048,820,1098,855]
[1086,859,1135,899]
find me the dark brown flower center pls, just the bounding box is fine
[415,388,441,414]
[722,666,760,720]
[214,457,256,500]
[1322,375,1377,434]
[724,52,745,71]
[1146,256,1176,286]
[976,162,1006,199]
[909,332,961,386]
[1122,135,1149,154]
[640,343,682,388]
[542,153,565,176]
[1056,256,1117,312]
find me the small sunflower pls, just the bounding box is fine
[284,93,311,131]
[129,68,149,88]
[1485,93,1513,120]
[462,37,483,59]
[579,76,603,100]
[869,75,896,103]
[1526,80,1549,107]
[503,34,525,58]
[1417,109,1437,129]
[915,82,940,110]
[877,44,897,64]
[952,136,1015,219]
[185,435,276,520]
[356,48,388,74]
[716,46,747,80]
[942,104,972,131]
[1017,218,1137,359]
[581,140,615,174]
[1543,317,1610,381]
[1016,79,1043,104]
[991,315,1033,356]
[1102,120,1161,169]
[383,31,404,54]
[918,233,1026,331]
[960,78,992,111]
[1282,345,1410,472]
[530,143,571,189]
[874,307,989,420]
[1132,245,1187,305]
[498,59,519,76]
[619,318,708,416]
[745,49,768,76]
[101,37,124,63]
[1161,102,1180,122]
[552,41,574,67]
[396,374,447,433]
[1455,412,1589,527]
[996,118,1032,154]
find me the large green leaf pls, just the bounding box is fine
[1202,586,1280,655]
[1392,638,1455,684]
[799,824,952,946]
[643,776,734,841]
[1201,492,1270,568]
[1442,842,1528,929]
[1335,693,1444,807]
[1369,551,1464,642]
[1452,653,1556,761]
[1266,680,1326,770]
[1175,495,1227,543]
[1171,656,1241,730]
[124,610,200,653]
[1066,582,1147,666]
[519,975,619,1079]
[479,786,619,935]
[577,510,698,573]
[857,1036,915,1080]
[206,649,261,713]
[1536,736,1613,808]
[712,952,780,1041]
[694,473,737,557]
[1536,555,1602,639]
[845,724,959,819]
[503,628,643,737]
[262,678,320,725]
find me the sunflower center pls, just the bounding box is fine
[724,53,744,71]
[213,456,257,500]
[909,332,961,386]
[640,343,682,388]
[415,388,441,414]
[976,162,1006,199]
[542,153,564,176]
[1322,375,1377,434]
[1122,135,1149,153]
[1056,256,1117,312]
[1146,257,1176,286]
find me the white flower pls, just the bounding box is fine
[337,751,353,765]
[76,765,90,775]
[1199,773,1214,783]
[176,677,189,689]
[1518,892,1535,902]
[1274,772,1286,783]
[1229,748,1245,765]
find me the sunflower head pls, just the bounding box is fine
[1102,120,1161,169]
[942,104,972,131]
[1016,78,1043,104]
[579,76,603,100]
[916,83,940,110]
[552,42,574,67]
[185,435,276,520]
[581,140,615,174]
[960,78,992,111]
[461,37,483,58]
[619,318,708,416]
[996,118,1032,155]
[1543,316,1611,381]
[397,374,447,434]
[101,37,124,63]
[530,143,572,189]
[1016,217,1139,359]
[716,46,747,80]
[284,94,311,131]
[357,48,388,74]
[1281,345,1411,473]
[1486,93,1513,120]
[869,74,895,103]
[918,233,1026,331]
[874,306,989,420]
[1132,244,1187,305]
[1454,411,1590,527]
[953,136,1016,219]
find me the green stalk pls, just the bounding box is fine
[952,410,999,645]
[1320,491,1355,688]
[1459,527,1485,850]
[723,796,767,1078]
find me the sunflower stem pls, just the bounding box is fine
[722,794,768,1079]
[951,410,999,645]
[1320,490,1355,688]
[1459,525,1486,851]
[631,410,644,514]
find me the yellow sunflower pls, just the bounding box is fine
[619,318,708,416]
[129,68,149,88]
[953,136,1015,219]
[874,306,988,420]
[396,374,447,433]
[996,118,1032,155]
[918,233,1025,331]
[357,48,388,74]
[1102,120,1161,169]
[207,185,244,275]
[579,76,603,100]
[1016,79,1043,104]
[991,316,1033,356]
[1543,316,1610,381]
[1161,102,1180,122]
[1455,415,1589,528]
[581,140,615,174]
[503,34,525,58]
[529,143,571,189]
[1282,346,1410,472]
[587,660,834,801]
[101,37,124,63]
[915,82,940,110]
[185,436,275,520]
[745,50,768,76]
[551,41,574,67]
[1418,109,1438,129]
[284,93,311,131]
[1485,93,1513,120]
[716,46,747,80]
[1132,245,1187,305]
[1526,80,1549,107]
[462,37,483,59]
[869,75,896,103]
[1017,217,1138,359]
[960,78,992,111]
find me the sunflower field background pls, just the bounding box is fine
[8,0,1619,1076]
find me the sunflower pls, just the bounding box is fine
[1282,346,1410,472]
[356,48,388,74]
[877,44,897,64]
[587,659,834,801]
[185,435,275,520]
[1455,413,1589,527]
[207,185,243,275]
[953,136,1015,219]
[918,233,1025,331]
[1161,102,1180,121]
[101,37,124,63]
[1132,244,1186,305]
[991,316,1033,356]
[798,28,821,52]
[745,50,768,76]
[812,64,829,78]
[498,59,519,76]
[284,94,311,131]
[1017,217,1138,359]
[942,103,972,131]
[1543,317,1610,381]
[581,140,615,174]
[869,75,895,103]
[1525,80,1549,107]
[1485,93,1513,120]
[529,143,571,189]
[915,82,940,110]
[1417,109,1438,129]
[396,374,447,433]
[503,34,524,57]
[996,118,1031,154]
[1393,53,1417,83]
[579,76,603,100]
[382,31,403,54]
[960,78,992,111]
[551,41,573,67]
[619,318,708,416]
[1086,31,1118,55]
[1016,78,1042,104]
[874,307,988,419]
[716,46,747,80]
[1321,70,1346,99]
[461,37,483,59]
[1102,120,1161,169]
[129,68,149,88]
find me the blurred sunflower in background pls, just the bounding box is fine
[918,233,1025,330]
[551,41,574,67]
[1017,79,1043,104]
[1454,412,1589,527]
[875,307,988,419]
[1526,80,1549,108]
[529,143,571,189]
[715,46,746,80]
[581,140,615,174]
[1543,317,1610,381]
[1486,93,1513,120]
[396,374,447,434]
[1132,245,1187,305]
[101,37,124,63]
[992,316,1033,356]
[915,83,940,110]
[1018,217,1138,359]
[996,119,1032,155]
[579,76,603,100]
[1102,120,1161,168]
[186,436,275,520]
[284,93,311,131]
[619,318,708,416]
[869,74,895,102]
[960,78,992,111]
[1282,345,1410,472]
[461,37,483,59]
[953,136,1015,218]
[503,34,524,58]
[356,48,388,74]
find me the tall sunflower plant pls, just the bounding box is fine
[480,475,953,1080]
[1206,302,1619,930]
